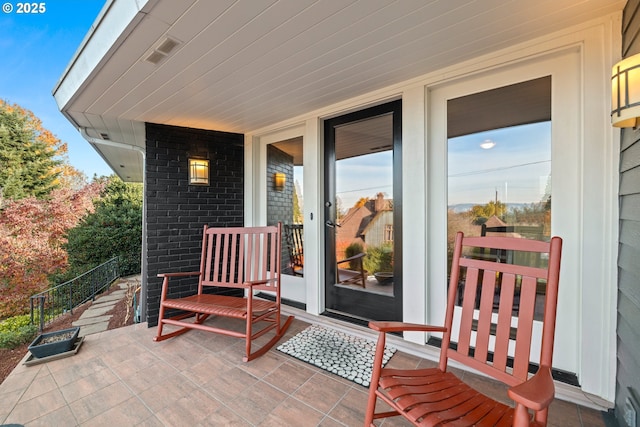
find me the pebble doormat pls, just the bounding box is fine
[276,324,396,387]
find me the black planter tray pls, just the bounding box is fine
[24,336,85,366]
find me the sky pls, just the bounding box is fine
[332,121,551,210]
[336,151,392,209]
[0,2,552,200]
[0,0,113,179]
[448,122,551,206]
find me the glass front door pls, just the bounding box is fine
[323,100,402,323]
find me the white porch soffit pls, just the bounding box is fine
[53,0,624,182]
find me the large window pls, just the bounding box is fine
[447,77,551,320]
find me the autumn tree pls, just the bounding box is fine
[469,200,507,224]
[0,99,103,319]
[0,183,103,318]
[0,100,70,200]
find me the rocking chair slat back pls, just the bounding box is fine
[365,231,562,426]
[442,233,562,386]
[154,223,293,362]
[200,225,280,292]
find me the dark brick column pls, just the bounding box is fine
[145,123,244,327]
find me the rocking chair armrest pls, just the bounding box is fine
[368,321,447,334]
[337,252,366,265]
[157,272,201,300]
[508,366,555,411]
[157,271,202,278]
[244,278,278,287]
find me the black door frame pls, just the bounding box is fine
[323,99,402,324]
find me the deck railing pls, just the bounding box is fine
[30,257,120,331]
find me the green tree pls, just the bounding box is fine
[0,100,67,200]
[293,180,303,224]
[64,177,143,278]
[469,200,507,224]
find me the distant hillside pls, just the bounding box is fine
[448,203,531,213]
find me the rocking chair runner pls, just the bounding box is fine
[365,232,563,427]
[154,224,294,362]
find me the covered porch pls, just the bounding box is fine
[50,0,637,422]
[0,312,609,426]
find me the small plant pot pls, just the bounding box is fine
[28,327,80,359]
[374,272,394,285]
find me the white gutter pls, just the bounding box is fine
[80,128,148,323]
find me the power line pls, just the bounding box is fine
[337,184,392,196]
[449,160,550,178]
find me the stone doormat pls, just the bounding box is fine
[276,324,396,387]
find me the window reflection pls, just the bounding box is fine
[267,138,303,276]
[447,77,552,320]
[333,114,395,294]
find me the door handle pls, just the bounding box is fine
[325,220,341,228]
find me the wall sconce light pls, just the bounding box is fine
[273,172,286,191]
[189,158,209,185]
[612,53,640,128]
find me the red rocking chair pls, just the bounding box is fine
[365,232,562,426]
[154,224,294,362]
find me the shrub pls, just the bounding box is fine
[344,242,364,270]
[363,244,393,274]
[0,315,37,349]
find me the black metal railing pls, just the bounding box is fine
[30,257,120,331]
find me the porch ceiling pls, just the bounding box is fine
[53,0,624,182]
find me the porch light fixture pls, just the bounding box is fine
[612,53,640,128]
[189,158,209,185]
[273,172,286,191]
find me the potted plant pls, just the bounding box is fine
[28,326,80,359]
[373,271,394,285]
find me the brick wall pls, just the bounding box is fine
[145,123,244,327]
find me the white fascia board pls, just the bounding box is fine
[52,0,157,115]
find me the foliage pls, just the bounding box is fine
[355,197,368,208]
[0,314,32,333]
[0,100,69,200]
[363,244,393,274]
[0,315,37,349]
[344,242,364,270]
[64,176,142,278]
[469,200,507,224]
[345,242,363,258]
[512,200,549,225]
[0,183,103,319]
[293,180,303,224]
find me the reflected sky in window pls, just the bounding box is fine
[336,151,393,209]
[448,122,551,206]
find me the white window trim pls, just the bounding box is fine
[246,14,620,405]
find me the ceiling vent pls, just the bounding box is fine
[145,51,166,65]
[145,37,180,65]
[157,38,179,55]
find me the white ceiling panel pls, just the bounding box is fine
[54,0,625,181]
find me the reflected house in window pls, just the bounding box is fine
[336,193,392,256]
